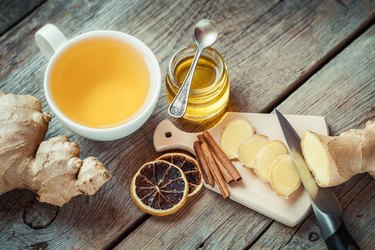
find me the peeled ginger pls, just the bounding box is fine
[220,118,255,159]
[270,154,301,197]
[254,140,288,182]
[238,134,269,168]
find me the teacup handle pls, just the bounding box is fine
[35,24,67,60]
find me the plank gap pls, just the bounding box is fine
[280,212,313,249]
[262,12,375,114]
[0,0,48,37]
[249,174,368,248]
[275,175,370,248]
[243,219,274,250]
[197,215,234,249]
[104,213,151,250]
[334,0,349,9]
[341,176,373,211]
[336,174,369,201]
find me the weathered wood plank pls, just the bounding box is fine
[0,0,46,35]
[115,1,375,249]
[0,0,374,249]
[206,175,368,250]
[280,175,374,250]
[251,25,375,250]
[250,175,369,249]
[119,190,274,250]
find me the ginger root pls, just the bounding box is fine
[220,118,255,159]
[0,92,111,206]
[301,121,375,187]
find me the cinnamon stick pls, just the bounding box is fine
[201,142,230,199]
[212,151,234,183]
[197,134,205,144]
[203,131,242,181]
[198,134,234,183]
[193,141,214,187]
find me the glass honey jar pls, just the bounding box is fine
[165,45,230,121]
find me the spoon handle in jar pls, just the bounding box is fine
[168,47,203,118]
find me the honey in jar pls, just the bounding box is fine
[166,45,229,120]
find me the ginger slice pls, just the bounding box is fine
[238,134,269,169]
[270,154,301,197]
[219,118,255,159]
[301,121,375,187]
[254,140,288,182]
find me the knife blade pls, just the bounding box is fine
[275,109,360,250]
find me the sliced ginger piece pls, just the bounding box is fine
[238,134,269,168]
[254,140,288,182]
[220,118,255,159]
[301,131,335,187]
[270,154,301,197]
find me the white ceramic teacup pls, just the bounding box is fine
[35,24,161,141]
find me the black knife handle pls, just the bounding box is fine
[325,222,360,250]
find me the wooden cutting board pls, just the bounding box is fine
[153,112,328,226]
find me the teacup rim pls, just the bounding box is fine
[44,30,161,135]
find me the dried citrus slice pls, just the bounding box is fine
[130,160,189,216]
[157,153,203,197]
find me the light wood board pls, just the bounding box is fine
[153,112,329,226]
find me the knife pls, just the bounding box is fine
[275,109,360,250]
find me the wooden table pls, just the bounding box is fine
[1,0,374,249]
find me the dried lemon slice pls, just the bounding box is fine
[157,153,203,197]
[130,160,189,216]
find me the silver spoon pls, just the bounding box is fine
[168,19,219,118]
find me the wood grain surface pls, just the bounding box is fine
[116,10,375,250]
[0,0,374,249]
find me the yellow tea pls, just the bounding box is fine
[50,37,150,128]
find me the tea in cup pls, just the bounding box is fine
[35,24,161,141]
